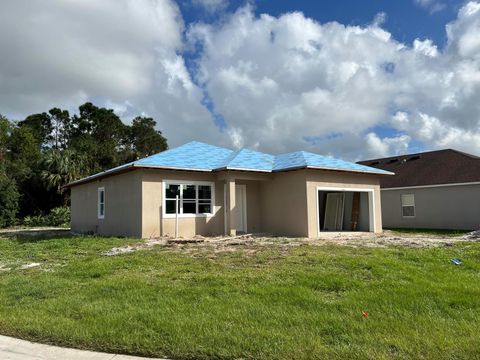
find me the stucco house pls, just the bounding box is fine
[66,141,392,238]
[359,149,480,230]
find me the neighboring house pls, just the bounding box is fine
[359,149,480,230]
[66,141,392,238]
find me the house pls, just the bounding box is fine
[66,141,392,238]
[359,149,480,230]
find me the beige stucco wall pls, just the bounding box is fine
[259,171,309,237]
[70,167,384,239]
[141,170,266,238]
[70,170,142,237]
[305,170,383,237]
[141,169,224,238]
[381,184,480,230]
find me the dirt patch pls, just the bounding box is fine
[101,231,477,257]
[102,238,169,256]
[19,262,41,269]
[462,230,480,239]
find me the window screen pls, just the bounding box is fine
[401,194,415,217]
[98,187,105,219]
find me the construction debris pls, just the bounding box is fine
[462,230,480,239]
[100,230,476,257]
[166,238,204,244]
[101,238,168,256]
[102,246,135,256]
[450,258,463,265]
[0,264,11,271]
[19,263,41,269]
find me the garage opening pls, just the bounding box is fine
[317,188,374,232]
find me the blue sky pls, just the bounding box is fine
[1,0,480,160]
[180,0,463,46]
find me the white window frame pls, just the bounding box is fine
[401,194,415,218]
[162,180,215,218]
[98,187,105,219]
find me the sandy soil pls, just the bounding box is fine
[102,230,480,256]
[1,227,477,257]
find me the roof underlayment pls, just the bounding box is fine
[67,141,393,187]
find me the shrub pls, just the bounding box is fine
[47,206,70,227]
[22,207,70,227]
[0,172,20,228]
[22,215,45,227]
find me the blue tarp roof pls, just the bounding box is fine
[131,141,392,175]
[135,141,233,171]
[68,141,393,186]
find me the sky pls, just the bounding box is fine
[1,0,480,160]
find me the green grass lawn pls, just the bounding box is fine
[385,227,471,237]
[0,232,479,359]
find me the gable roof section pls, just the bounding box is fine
[67,141,392,187]
[358,149,480,188]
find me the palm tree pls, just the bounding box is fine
[41,149,87,200]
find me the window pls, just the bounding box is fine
[98,187,105,219]
[401,194,415,217]
[164,181,214,216]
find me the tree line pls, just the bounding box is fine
[0,102,168,227]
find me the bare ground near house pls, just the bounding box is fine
[2,227,477,258]
[101,229,480,257]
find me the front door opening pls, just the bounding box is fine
[235,184,247,233]
[318,190,372,232]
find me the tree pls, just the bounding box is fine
[7,125,41,181]
[41,149,87,201]
[18,112,52,147]
[130,116,168,158]
[0,115,19,227]
[0,168,19,228]
[1,102,168,221]
[48,108,72,149]
[71,102,128,171]
[0,115,12,163]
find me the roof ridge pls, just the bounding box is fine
[448,148,480,160]
[215,149,243,169]
[359,148,465,163]
[299,151,309,167]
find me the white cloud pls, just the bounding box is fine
[187,2,480,158]
[413,39,439,57]
[372,12,387,27]
[414,0,446,13]
[365,132,411,158]
[192,0,228,14]
[188,7,401,155]
[0,0,219,146]
[3,0,480,160]
[391,112,480,153]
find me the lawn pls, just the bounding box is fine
[0,232,479,359]
[385,228,471,237]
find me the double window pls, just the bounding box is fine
[164,181,214,216]
[401,194,415,217]
[98,187,105,219]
